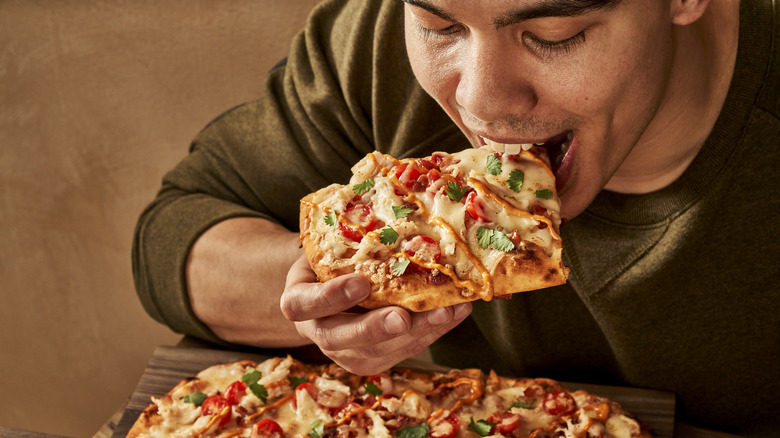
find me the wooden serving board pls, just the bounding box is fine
[112,346,676,437]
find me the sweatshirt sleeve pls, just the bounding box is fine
[131,0,466,342]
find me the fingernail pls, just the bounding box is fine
[426,307,452,325]
[344,277,369,301]
[383,311,408,335]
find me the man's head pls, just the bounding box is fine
[402,0,714,220]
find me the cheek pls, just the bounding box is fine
[404,21,458,109]
[549,25,672,128]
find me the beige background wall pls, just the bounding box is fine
[0,1,320,436]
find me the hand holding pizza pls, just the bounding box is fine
[281,254,471,375]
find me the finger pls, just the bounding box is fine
[317,302,472,375]
[366,302,472,357]
[296,306,412,351]
[284,253,318,285]
[280,257,370,321]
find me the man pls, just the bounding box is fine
[133,0,779,434]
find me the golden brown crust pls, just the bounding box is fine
[126,403,162,438]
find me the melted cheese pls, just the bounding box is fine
[303,147,564,298]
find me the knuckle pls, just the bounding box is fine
[278,293,297,321]
[310,324,337,351]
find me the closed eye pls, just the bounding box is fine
[523,31,587,56]
[415,22,464,41]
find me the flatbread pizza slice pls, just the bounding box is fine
[300,145,569,312]
[127,355,652,437]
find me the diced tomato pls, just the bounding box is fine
[402,235,442,264]
[224,381,247,405]
[339,222,364,242]
[427,168,441,184]
[343,204,379,231]
[292,382,319,409]
[542,391,577,416]
[393,162,408,179]
[201,395,231,428]
[429,412,461,438]
[337,203,381,243]
[393,162,422,189]
[487,411,521,435]
[465,192,488,221]
[253,418,283,436]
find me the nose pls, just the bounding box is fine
[455,37,538,124]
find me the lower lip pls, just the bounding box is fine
[553,134,575,194]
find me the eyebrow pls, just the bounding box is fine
[493,0,622,28]
[401,0,457,23]
[401,0,622,28]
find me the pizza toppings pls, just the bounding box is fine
[300,146,569,311]
[200,395,232,428]
[129,356,651,438]
[253,418,283,436]
[543,391,578,416]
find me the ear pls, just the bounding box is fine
[670,0,712,25]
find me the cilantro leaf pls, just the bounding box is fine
[289,376,308,389]
[380,227,399,245]
[477,227,495,250]
[364,381,383,396]
[249,382,268,403]
[241,369,262,386]
[477,227,515,252]
[181,392,207,407]
[512,399,536,409]
[391,259,410,276]
[392,205,414,219]
[353,179,375,195]
[535,189,553,199]
[445,181,468,202]
[507,169,524,192]
[307,419,325,438]
[486,154,502,175]
[491,230,515,252]
[324,213,336,227]
[396,422,430,438]
[468,417,496,437]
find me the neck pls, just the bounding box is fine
[604,0,739,195]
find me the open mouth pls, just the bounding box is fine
[480,130,573,175]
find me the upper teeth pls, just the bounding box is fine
[484,138,534,154]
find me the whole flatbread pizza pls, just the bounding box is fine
[127,356,651,437]
[300,145,569,311]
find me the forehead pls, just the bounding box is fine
[402,0,624,25]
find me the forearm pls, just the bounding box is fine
[186,216,310,347]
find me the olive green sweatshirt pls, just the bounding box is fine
[132,0,779,435]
